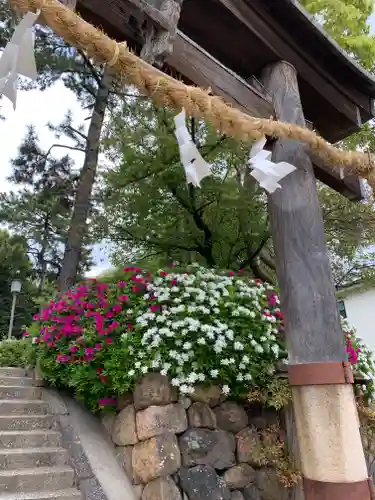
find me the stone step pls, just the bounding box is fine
[0,489,82,500]
[0,430,61,449]
[0,387,41,401]
[0,378,32,388]
[0,401,48,416]
[0,369,26,378]
[0,447,69,470]
[0,466,75,493]
[0,415,54,431]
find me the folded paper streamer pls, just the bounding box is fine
[174,109,212,188]
[0,10,40,109]
[249,137,296,193]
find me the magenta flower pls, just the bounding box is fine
[70,345,79,353]
[85,347,95,355]
[98,398,117,406]
[119,295,129,302]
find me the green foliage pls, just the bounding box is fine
[301,0,375,69]
[0,229,38,337]
[98,96,273,281]
[0,339,35,368]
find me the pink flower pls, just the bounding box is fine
[112,305,122,313]
[104,338,113,345]
[85,347,95,355]
[227,271,235,277]
[117,281,127,288]
[98,398,116,406]
[56,354,70,363]
[95,344,102,351]
[70,345,79,353]
[119,295,129,302]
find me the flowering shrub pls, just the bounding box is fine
[343,319,375,401]
[26,265,287,412]
[25,264,375,412]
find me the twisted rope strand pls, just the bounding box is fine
[9,0,375,188]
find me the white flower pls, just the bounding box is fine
[234,341,244,351]
[220,358,230,366]
[197,373,205,381]
[197,337,206,345]
[255,345,264,354]
[244,373,252,381]
[210,369,219,378]
[160,369,167,376]
[135,361,141,369]
[187,372,198,384]
[171,378,181,386]
[183,342,192,350]
[180,384,189,394]
[128,369,135,376]
[222,385,230,395]
[242,355,250,364]
[236,374,244,381]
[141,366,148,374]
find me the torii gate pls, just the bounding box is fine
[12,0,375,499]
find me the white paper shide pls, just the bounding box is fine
[249,136,296,193]
[174,109,212,188]
[0,11,40,110]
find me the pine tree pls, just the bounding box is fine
[0,127,92,291]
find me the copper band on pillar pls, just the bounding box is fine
[288,361,354,386]
[303,477,374,500]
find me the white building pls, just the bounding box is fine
[339,288,375,354]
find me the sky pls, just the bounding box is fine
[0,8,374,278]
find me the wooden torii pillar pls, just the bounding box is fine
[260,61,371,500]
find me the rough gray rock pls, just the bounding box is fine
[222,464,255,489]
[188,402,217,429]
[179,465,231,500]
[230,491,245,500]
[236,427,264,467]
[214,403,248,433]
[191,386,225,407]
[134,373,177,410]
[142,477,182,500]
[242,485,262,500]
[179,428,235,470]
[112,404,138,446]
[115,445,133,479]
[255,468,289,500]
[136,403,187,440]
[132,433,181,484]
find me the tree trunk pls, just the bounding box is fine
[58,66,113,292]
[38,212,50,293]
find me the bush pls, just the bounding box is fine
[26,265,287,412]
[0,339,35,368]
[25,264,375,413]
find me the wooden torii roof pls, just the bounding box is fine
[76,0,375,200]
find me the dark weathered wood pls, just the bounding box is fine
[167,32,274,118]
[260,61,346,364]
[140,0,183,67]
[216,0,362,133]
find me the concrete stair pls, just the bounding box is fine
[0,368,82,500]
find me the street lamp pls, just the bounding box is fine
[8,277,22,340]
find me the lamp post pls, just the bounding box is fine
[8,277,22,340]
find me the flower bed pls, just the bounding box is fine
[24,265,375,412]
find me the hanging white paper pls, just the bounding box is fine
[174,109,212,188]
[248,136,296,193]
[0,11,40,110]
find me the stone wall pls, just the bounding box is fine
[101,373,290,500]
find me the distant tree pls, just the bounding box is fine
[0,229,37,337]
[0,127,93,291]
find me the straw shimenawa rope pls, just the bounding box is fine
[9,0,375,189]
